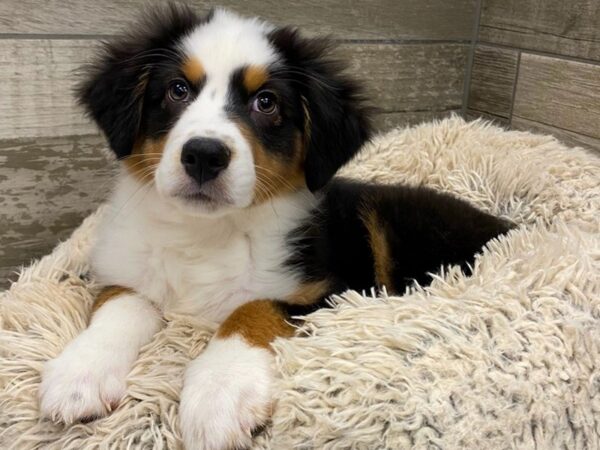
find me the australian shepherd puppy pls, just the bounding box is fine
[38,4,512,450]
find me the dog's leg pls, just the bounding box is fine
[39,286,162,423]
[179,300,294,450]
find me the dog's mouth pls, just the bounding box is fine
[178,191,214,202]
[172,183,232,210]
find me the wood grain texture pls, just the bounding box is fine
[0,0,476,40]
[0,39,98,140]
[479,0,600,61]
[512,53,600,139]
[1,39,468,140]
[467,45,519,118]
[0,135,115,288]
[337,43,468,114]
[512,117,600,154]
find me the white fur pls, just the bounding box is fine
[156,9,278,215]
[39,293,161,423]
[92,173,315,322]
[179,336,274,450]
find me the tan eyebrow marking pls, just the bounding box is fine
[182,57,205,84]
[243,65,269,93]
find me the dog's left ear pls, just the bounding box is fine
[269,28,372,192]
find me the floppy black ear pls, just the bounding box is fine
[269,28,372,192]
[76,3,201,159]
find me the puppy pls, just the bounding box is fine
[39,5,513,450]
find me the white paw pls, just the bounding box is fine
[39,334,131,423]
[179,336,274,450]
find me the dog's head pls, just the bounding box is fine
[79,4,371,216]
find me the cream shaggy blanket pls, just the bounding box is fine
[1,117,599,449]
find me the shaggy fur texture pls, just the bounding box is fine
[1,117,599,449]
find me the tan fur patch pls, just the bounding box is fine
[217,300,295,349]
[235,121,306,204]
[182,57,205,84]
[124,135,167,181]
[285,279,331,305]
[243,65,268,93]
[92,286,133,313]
[362,208,395,291]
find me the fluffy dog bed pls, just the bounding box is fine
[1,117,599,449]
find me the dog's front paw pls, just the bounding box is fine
[39,333,131,423]
[179,337,274,450]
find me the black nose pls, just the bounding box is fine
[181,138,231,185]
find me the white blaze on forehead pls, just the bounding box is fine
[181,8,278,84]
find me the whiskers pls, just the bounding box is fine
[106,156,161,224]
[254,165,312,206]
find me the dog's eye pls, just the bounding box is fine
[252,91,278,115]
[168,80,190,102]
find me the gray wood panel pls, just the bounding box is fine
[0,0,476,41]
[467,45,519,118]
[479,0,600,61]
[512,53,600,139]
[0,39,468,140]
[0,135,115,288]
[338,43,468,114]
[0,39,98,140]
[512,117,600,154]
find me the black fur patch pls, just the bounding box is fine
[77,4,209,158]
[287,178,515,296]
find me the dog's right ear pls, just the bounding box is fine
[76,3,202,159]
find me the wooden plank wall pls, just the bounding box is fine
[0,0,476,288]
[467,0,600,152]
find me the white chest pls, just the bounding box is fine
[91,185,313,323]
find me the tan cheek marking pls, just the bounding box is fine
[217,300,295,349]
[92,285,133,314]
[361,208,395,292]
[243,65,268,93]
[182,57,205,84]
[235,121,306,204]
[284,279,331,305]
[124,135,167,181]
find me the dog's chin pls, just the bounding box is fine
[166,188,244,218]
[154,171,255,218]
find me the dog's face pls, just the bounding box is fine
[79,5,370,216]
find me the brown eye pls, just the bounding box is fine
[252,91,278,115]
[168,79,189,102]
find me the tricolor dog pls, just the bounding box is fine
[39,5,513,449]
